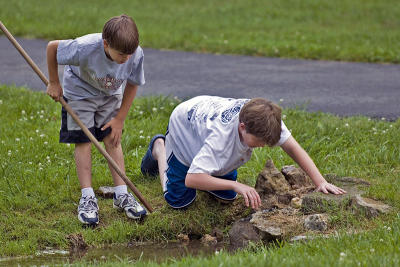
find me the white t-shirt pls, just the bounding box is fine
[57,33,145,100]
[165,96,291,176]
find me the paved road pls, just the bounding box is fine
[1,37,399,120]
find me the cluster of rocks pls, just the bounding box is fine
[228,160,392,249]
[96,160,392,250]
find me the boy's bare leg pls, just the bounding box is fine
[74,142,93,188]
[103,135,126,186]
[152,138,167,191]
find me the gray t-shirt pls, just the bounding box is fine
[57,33,145,100]
[165,96,291,176]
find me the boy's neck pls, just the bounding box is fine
[104,48,113,61]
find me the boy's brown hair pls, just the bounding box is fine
[102,14,139,54]
[239,98,282,147]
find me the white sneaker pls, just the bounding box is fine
[113,193,147,219]
[77,196,99,225]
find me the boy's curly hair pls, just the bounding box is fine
[239,98,282,147]
[102,14,139,54]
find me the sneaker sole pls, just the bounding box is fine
[113,203,147,220]
[78,214,99,225]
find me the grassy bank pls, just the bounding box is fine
[0,85,399,262]
[0,0,399,63]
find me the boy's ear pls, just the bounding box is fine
[239,122,246,131]
[103,39,109,48]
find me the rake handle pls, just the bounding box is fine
[0,21,153,213]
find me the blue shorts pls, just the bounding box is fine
[164,153,238,209]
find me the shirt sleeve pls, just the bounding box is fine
[188,141,221,174]
[57,39,80,66]
[275,120,291,146]
[127,50,145,86]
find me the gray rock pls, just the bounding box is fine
[229,218,261,249]
[281,165,313,189]
[201,234,218,245]
[211,228,224,242]
[97,186,115,198]
[301,185,363,214]
[351,195,392,218]
[255,160,291,197]
[290,197,302,209]
[250,211,283,239]
[304,214,328,231]
[290,235,313,242]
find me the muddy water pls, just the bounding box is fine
[0,241,226,266]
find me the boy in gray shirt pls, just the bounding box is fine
[47,14,146,225]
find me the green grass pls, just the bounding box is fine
[1,0,399,63]
[0,85,399,264]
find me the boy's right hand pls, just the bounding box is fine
[233,183,262,210]
[46,82,63,102]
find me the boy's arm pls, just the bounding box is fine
[101,82,138,146]
[185,173,261,209]
[46,40,63,102]
[280,136,346,195]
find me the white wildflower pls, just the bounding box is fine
[0,100,2,104]
[282,114,287,119]
[21,110,26,114]
[370,248,375,253]
[41,110,44,114]
[29,162,32,165]
[139,130,144,134]
[381,117,386,121]
[345,123,349,127]
[340,252,346,257]
[15,138,20,142]
[36,129,39,133]
[140,135,144,139]
[39,167,43,171]
[390,125,393,128]
[160,107,164,110]
[139,111,143,115]
[67,144,71,147]
[46,156,50,160]
[40,115,44,119]
[223,40,228,44]
[44,141,48,145]
[279,98,284,102]
[147,136,150,139]
[152,107,157,112]
[30,116,34,119]
[40,134,45,138]
[1,140,4,144]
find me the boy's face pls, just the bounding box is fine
[103,40,132,64]
[238,123,266,148]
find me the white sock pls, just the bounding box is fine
[114,185,128,197]
[81,187,95,198]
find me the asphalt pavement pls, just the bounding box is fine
[1,36,399,120]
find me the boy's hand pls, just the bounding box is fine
[316,181,346,195]
[233,183,262,210]
[46,82,63,102]
[102,118,124,147]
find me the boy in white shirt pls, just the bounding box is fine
[141,96,345,209]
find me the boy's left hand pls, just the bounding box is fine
[316,181,346,195]
[102,118,124,146]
